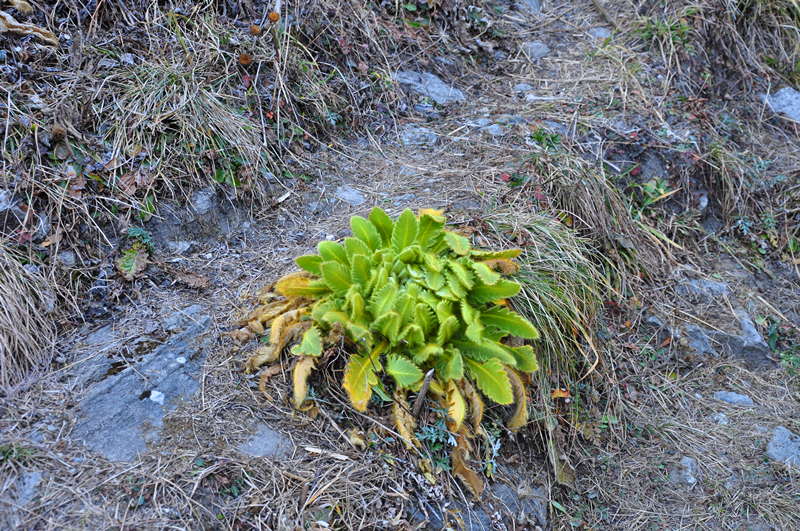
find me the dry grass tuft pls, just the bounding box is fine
[0,248,55,391]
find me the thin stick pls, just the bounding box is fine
[412,369,435,418]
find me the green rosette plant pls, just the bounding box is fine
[246,207,539,495]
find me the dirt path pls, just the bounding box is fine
[2,0,800,530]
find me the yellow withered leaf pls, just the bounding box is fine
[256,298,308,327]
[459,379,484,431]
[445,380,466,432]
[505,368,529,431]
[275,320,312,354]
[451,427,483,498]
[343,342,385,411]
[268,308,307,345]
[481,258,520,275]
[248,344,278,371]
[293,356,317,409]
[349,428,367,450]
[248,319,265,334]
[274,272,313,297]
[393,390,421,450]
[258,364,282,393]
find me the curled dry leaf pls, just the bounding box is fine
[293,355,317,409]
[460,379,485,431]
[258,364,282,393]
[393,389,420,450]
[451,427,483,498]
[7,0,33,14]
[505,368,528,430]
[0,11,58,45]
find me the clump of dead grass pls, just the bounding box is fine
[0,247,56,391]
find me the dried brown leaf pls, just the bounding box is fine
[0,11,57,45]
[451,427,483,498]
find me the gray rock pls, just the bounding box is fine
[166,240,195,255]
[163,304,203,331]
[334,185,365,207]
[766,426,800,467]
[711,412,729,425]
[588,27,613,40]
[683,324,718,357]
[146,186,246,254]
[521,41,550,61]
[491,482,547,528]
[495,115,528,126]
[393,193,416,206]
[676,278,730,300]
[58,250,77,268]
[714,391,754,406]
[513,83,533,92]
[764,87,800,122]
[518,0,542,14]
[483,124,505,137]
[467,118,492,128]
[190,188,215,216]
[669,456,698,487]
[708,312,776,370]
[0,471,43,529]
[394,71,466,105]
[541,120,569,136]
[400,126,439,147]
[71,312,212,461]
[237,423,292,457]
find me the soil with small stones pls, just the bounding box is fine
[3,1,800,530]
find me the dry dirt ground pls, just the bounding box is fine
[2,0,800,530]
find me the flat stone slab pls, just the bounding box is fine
[714,391,754,406]
[394,71,466,105]
[764,87,800,122]
[520,41,550,61]
[335,185,366,207]
[237,423,292,458]
[400,125,439,147]
[767,426,800,467]
[71,310,212,461]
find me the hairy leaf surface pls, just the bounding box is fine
[465,358,513,404]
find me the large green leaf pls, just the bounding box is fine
[320,261,352,294]
[470,261,500,285]
[399,323,425,346]
[386,354,424,388]
[465,357,513,405]
[468,279,521,304]
[351,215,382,250]
[295,254,323,276]
[450,339,516,366]
[392,209,420,253]
[444,231,470,255]
[369,283,398,317]
[318,240,349,266]
[415,303,436,335]
[344,237,371,264]
[345,286,366,321]
[425,270,445,290]
[418,213,445,250]
[504,344,539,373]
[374,311,401,342]
[413,343,444,365]
[291,326,323,357]
[369,207,395,246]
[436,347,464,380]
[469,248,522,259]
[436,315,460,345]
[481,305,539,339]
[445,270,467,298]
[395,293,416,327]
[449,260,474,289]
[351,254,372,288]
[465,320,484,343]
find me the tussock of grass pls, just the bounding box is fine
[0,248,55,391]
[108,58,276,203]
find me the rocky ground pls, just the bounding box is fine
[2,0,800,530]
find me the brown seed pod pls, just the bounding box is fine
[239,53,253,67]
[268,11,280,23]
[249,24,261,36]
[50,123,66,142]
